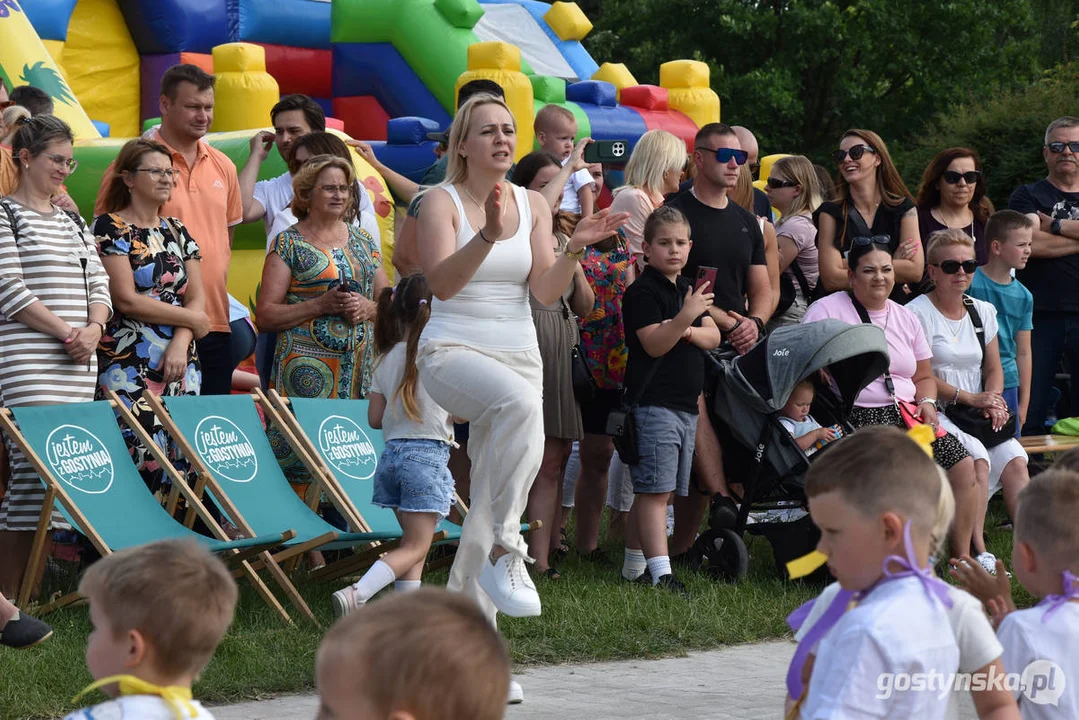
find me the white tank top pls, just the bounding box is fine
[421,183,538,352]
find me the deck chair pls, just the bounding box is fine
[260,391,537,579]
[0,401,299,625]
[144,392,414,584]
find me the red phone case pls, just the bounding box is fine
[695,266,717,292]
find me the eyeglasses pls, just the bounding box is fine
[833,145,876,163]
[319,184,351,196]
[942,170,981,185]
[766,177,798,189]
[134,168,177,181]
[695,146,748,165]
[1047,141,1079,154]
[932,259,978,275]
[852,235,892,249]
[43,153,77,174]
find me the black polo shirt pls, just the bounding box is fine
[622,265,706,414]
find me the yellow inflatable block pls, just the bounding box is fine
[460,44,534,161]
[211,43,279,133]
[660,60,720,128]
[0,6,99,139]
[544,2,593,42]
[63,0,140,138]
[591,63,637,101]
[759,153,790,182]
[659,59,711,89]
[42,40,65,68]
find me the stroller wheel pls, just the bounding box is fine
[700,528,749,582]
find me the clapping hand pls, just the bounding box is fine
[568,208,631,252]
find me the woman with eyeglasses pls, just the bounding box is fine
[907,229,1028,573]
[0,115,112,596]
[802,237,979,561]
[916,148,993,271]
[93,138,208,494]
[764,155,824,326]
[815,129,924,302]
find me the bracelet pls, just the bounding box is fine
[478,228,495,244]
[950,387,960,407]
[563,244,585,261]
[917,396,937,409]
[90,321,106,334]
[686,327,694,342]
[728,318,743,333]
[749,316,765,336]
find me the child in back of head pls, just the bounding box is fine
[65,539,238,720]
[778,379,840,455]
[792,426,961,719]
[317,588,509,720]
[332,274,455,618]
[534,104,595,217]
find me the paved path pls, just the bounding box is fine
[212,640,977,719]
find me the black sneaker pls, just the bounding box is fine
[0,610,53,649]
[653,573,689,598]
[629,569,652,584]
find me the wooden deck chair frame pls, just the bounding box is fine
[0,402,299,625]
[142,391,410,585]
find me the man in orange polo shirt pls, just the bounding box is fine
[95,64,242,395]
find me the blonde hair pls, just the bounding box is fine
[1,105,30,144]
[318,588,509,720]
[441,94,516,190]
[771,155,824,217]
[291,154,355,220]
[620,129,686,197]
[925,227,975,264]
[534,104,575,135]
[731,163,754,212]
[78,539,238,678]
[1014,469,1079,570]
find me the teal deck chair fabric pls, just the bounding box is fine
[159,395,400,552]
[10,402,285,556]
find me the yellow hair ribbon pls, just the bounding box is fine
[906,424,936,458]
[73,675,197,720]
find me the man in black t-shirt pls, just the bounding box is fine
[1010,115,1079,433]
[664,123,772,560]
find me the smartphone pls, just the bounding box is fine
[584,140,630,165]
[695,266,717,293]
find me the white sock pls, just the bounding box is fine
[622,548,647,581]
[647,555,672,585]
[394,579,421,593]
[352,559,396,603]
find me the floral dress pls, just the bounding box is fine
[579,233,631,389]
[93,213,201,495]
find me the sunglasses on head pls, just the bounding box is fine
[834,145,876,163]
[932,259,978,275]
[1047,141,1079,154]
[942,170,981,185]
[852,235,891,248]
[766,177,797,189]
[695,146,748,165]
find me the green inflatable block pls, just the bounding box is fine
[434,0,484,28]
[531,75,566,104]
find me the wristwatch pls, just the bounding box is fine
[917,396,939,411]
[1051,218,1063,235]
[563,244,585,261]
[749,316,765,337]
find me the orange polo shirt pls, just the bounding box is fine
[0,146,17,197]
[94,128,242,333]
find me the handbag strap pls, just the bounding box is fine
[848,292,897,402]
[961,295,986,391]
[788,258,811,300]
[0,199,18,243]
[625,353,666,409]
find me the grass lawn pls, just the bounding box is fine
[0,500,1028,720]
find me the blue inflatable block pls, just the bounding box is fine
[91,120,111,137]
[566,81,617,108]
[575,103,647,158]
[230,0,331,49]
[386,117,441,146]
[332,43,451,129]
[118,0,230,54]
[313,97,334,118]
[481,0,599,81]
[366,141,440,185]
[20,0,78,42]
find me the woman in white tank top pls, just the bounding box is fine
[415,95,627,631]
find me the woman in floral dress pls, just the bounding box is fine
[94,139,208,494]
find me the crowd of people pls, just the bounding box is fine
[0,65,1077,719]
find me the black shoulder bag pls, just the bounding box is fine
[605,356,665,466]
[945,297,1016,447]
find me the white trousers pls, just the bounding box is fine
[418,341,545,624]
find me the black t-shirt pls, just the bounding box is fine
[1009,179,1079,313]
[622,266,706,414]
[666,190,767,314]
[815,197,915,303]
[673,180,774,223]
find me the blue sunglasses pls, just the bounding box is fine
[695,146,749,165]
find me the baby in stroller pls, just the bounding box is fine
[779,379,843,456]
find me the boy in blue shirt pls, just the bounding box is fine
[969,209,1034,437]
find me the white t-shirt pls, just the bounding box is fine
[906,295,999,395]
[261,173,381,252]
[796,580,1001,720]
[558,159,595,214]
[370,342,453,443]
[64,696,215,720]
[800,576,960,720]
[997,601,1079,720]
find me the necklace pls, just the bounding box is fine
[933,206,974,241]
[303,221,346,249]
[930,294,965,342]
[460,184,483,209]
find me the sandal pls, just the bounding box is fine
[552,528,570,560]
[0,610,53,649]
[542,567,561,581]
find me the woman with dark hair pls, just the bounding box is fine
[511,151,595,578]
[916,147,994,267]
[0,115,111,594]
[815,129,924,301]
[93,138,208,494]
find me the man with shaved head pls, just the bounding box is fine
[732,125,773,221]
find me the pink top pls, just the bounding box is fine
[802,292,931,408]
[609,186,660,259]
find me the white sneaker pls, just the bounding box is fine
[331,586,364,619]
[975,552,998,576]
[479,553,542,617]
[507,678,524,704]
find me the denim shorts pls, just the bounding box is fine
[630,405,698,496]
[371,439,455,517]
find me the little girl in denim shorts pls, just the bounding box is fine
[333,274,456,617]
